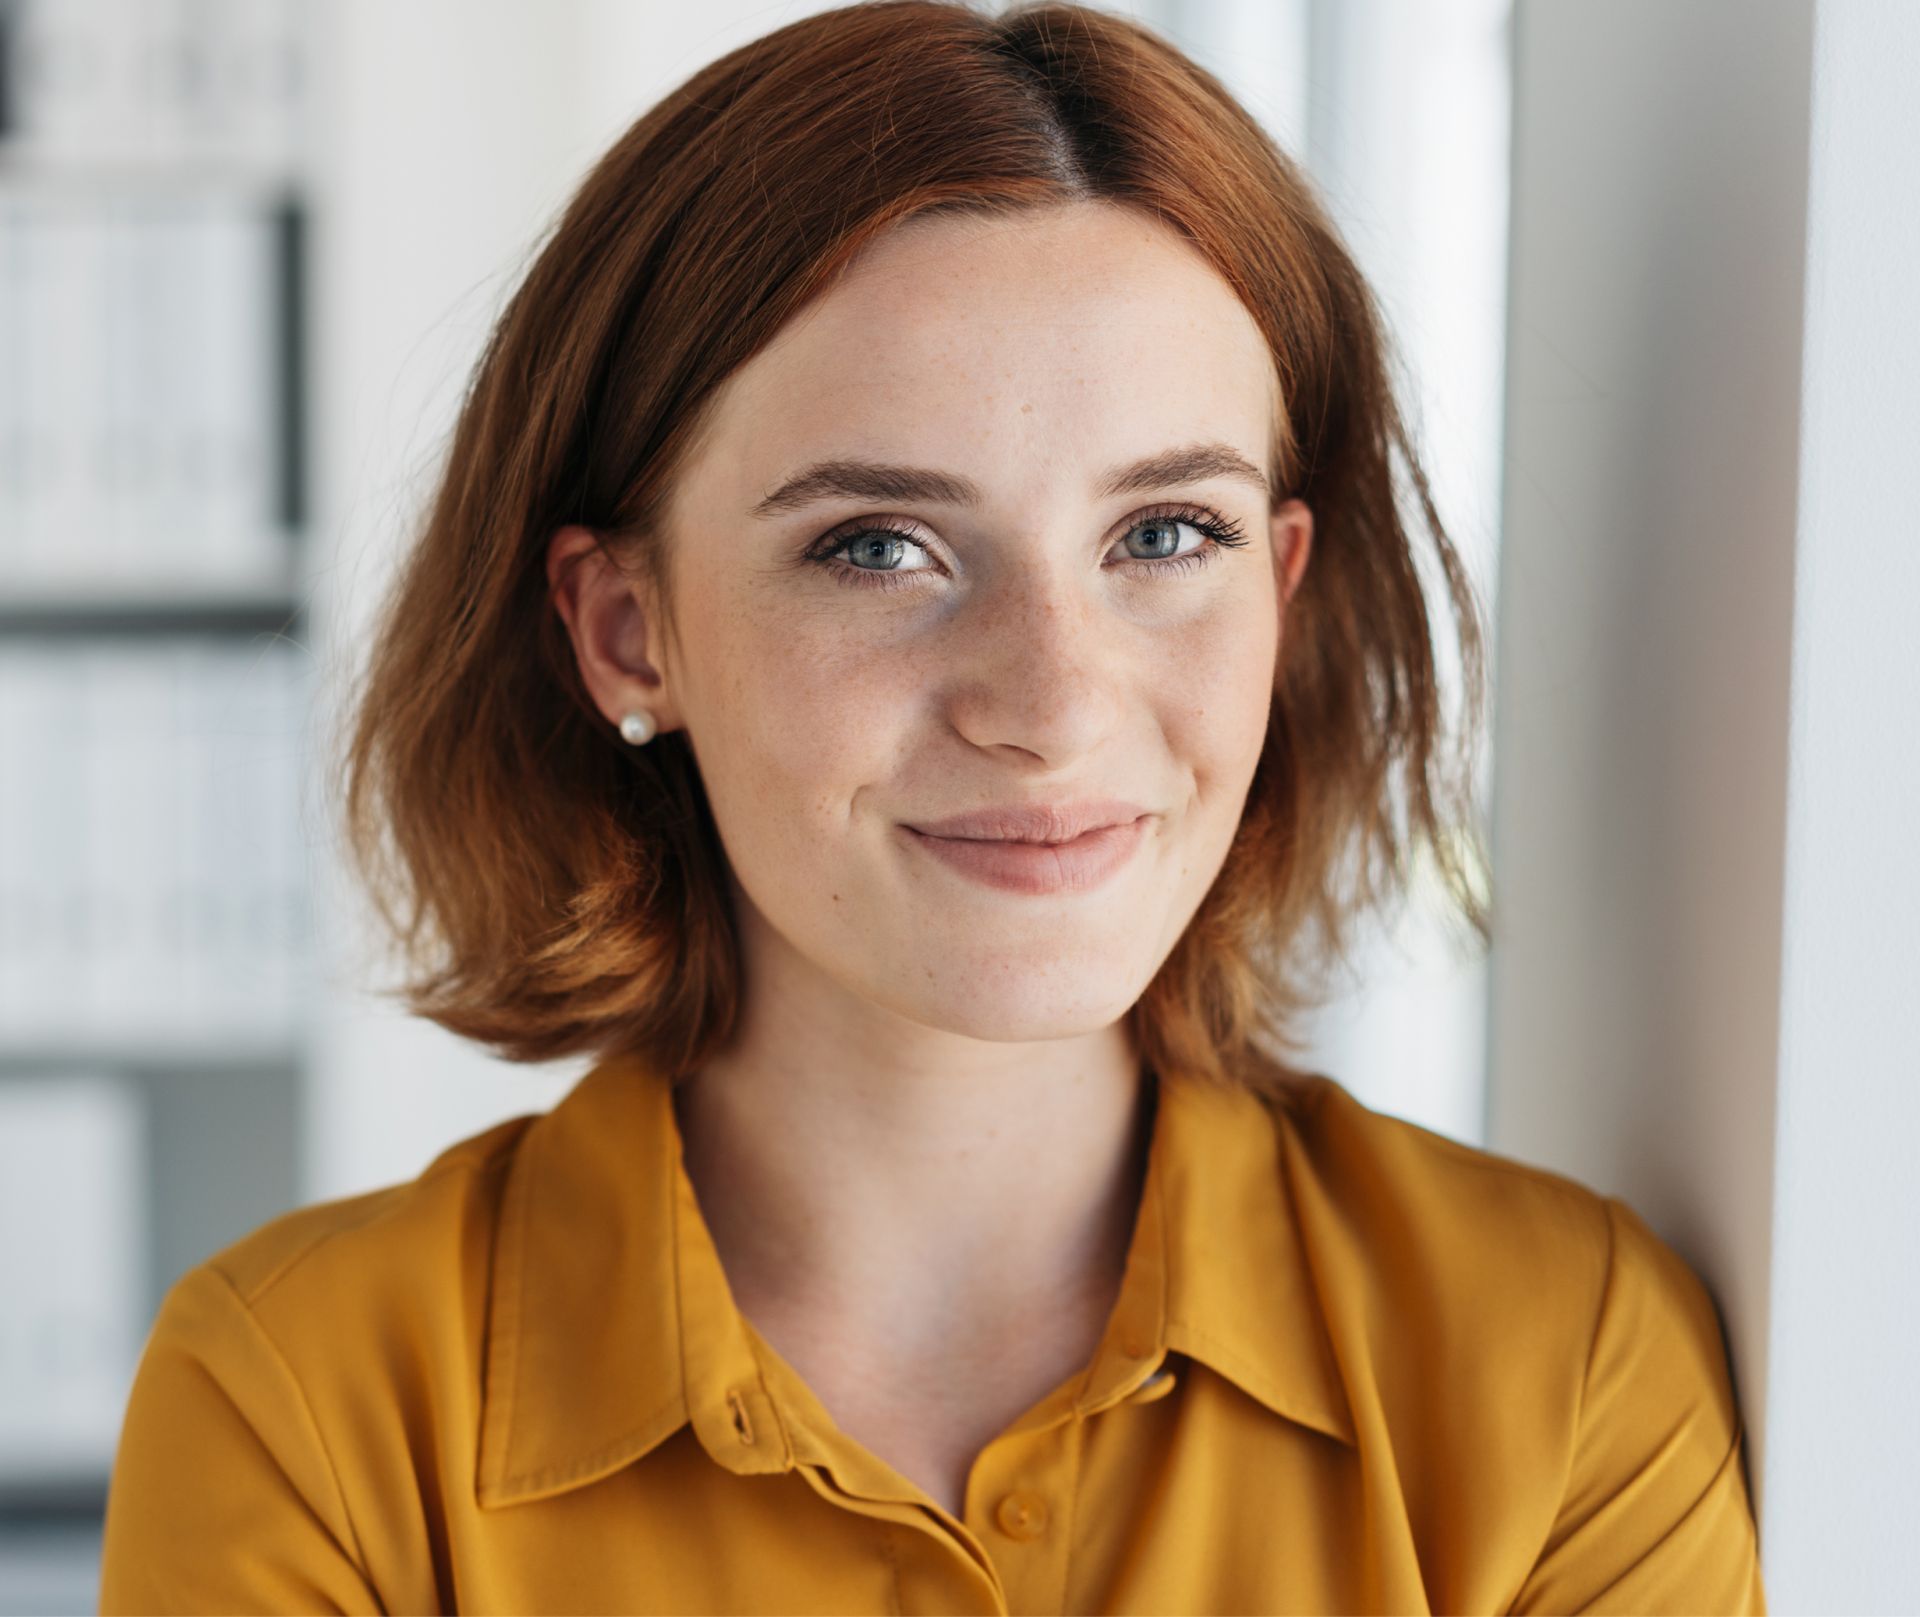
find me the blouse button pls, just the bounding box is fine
[1126,1366,1177,1404]
[994,1488,1051,1540]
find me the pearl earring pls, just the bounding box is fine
[619,710,657,746]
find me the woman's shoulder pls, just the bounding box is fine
[128,1106,545,1443]
[195,1110,538,1317]
[1258,1074,1758,1608]
[1267,1073,1753,1602]
[1282,1072,1742,1390]
[1275,1070,1624,1308]
[102,1110,548,1613]
[1263,1072,1744,1425]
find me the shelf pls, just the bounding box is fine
[0,1512,102,1617]
[0,157,303,204]
[0,593,308,638]
[0,1034,306,1073]
[0,1474,107,1521]
[0,1,324,1559]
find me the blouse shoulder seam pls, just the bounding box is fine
[198,1259,382,1600]
[1300,1076,1608,1197]
[232,1123,529,1311]
[1508,1193,1619,1605]
[1573,1194,1622,1462]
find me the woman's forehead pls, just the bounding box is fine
[779,203,1263,363]
[692,213,1280,508]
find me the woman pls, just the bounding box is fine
[99,2,1766,1611]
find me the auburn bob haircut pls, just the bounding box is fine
[334,0,1493,1100]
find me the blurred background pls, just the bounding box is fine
[1,0,1912,1610]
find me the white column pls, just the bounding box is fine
[1492,0,1920,1601]
[1760,2,1920,1602]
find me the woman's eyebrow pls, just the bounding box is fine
[749,441,1271,517]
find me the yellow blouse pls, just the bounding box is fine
[99,1051,1766,1614]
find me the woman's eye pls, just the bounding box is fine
[833,531,938,578]
[804,504,1253,594]
[1118,514,1207,564]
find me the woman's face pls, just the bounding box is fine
[569,199,1311,1044]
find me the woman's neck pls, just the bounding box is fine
[668,1034,1157,1376]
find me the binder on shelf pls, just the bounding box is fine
[0,192,26,579]
[0,1070,147,1489]
[0,639,310,1051]
[0,0,317,1527]
[198,193,280,587]
[80,644,170,1036]
[0,647,80,1037]
[0,190,291,598]
[0,648,36,1032]
[0,0,306,174]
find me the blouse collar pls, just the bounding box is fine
[476,1046,1354,1509]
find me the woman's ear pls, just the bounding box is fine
[546,524,680,737]
[1271,499,1314,606]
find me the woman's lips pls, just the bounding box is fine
[900,815,1148,895]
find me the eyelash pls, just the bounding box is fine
[802,502,1253,594]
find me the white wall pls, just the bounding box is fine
[304,0,604,1200]
[1761,1,1920,1602]
[1494,0,1920,1602]
[1492,0,1808,1452]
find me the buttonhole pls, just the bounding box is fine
[727,1386,757,1445]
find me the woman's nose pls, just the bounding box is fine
[941,577,1133,758]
